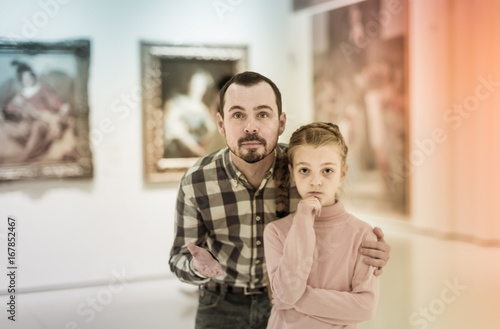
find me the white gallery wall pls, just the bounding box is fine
[408,0,500,241]
[0,0,291,291]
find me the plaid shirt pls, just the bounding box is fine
[169,144,301,289]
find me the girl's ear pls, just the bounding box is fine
[288,164,294,182]
[340,163,348,182]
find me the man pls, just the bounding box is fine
[169,71,391,329]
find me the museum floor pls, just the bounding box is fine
[1,225,499,329]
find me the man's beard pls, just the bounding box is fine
[232,133,274,164]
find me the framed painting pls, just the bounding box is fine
[312,0,409,213]
[0,39,93,182]
[141,42,247,183]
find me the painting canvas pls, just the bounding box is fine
[0,39,93,182]
[312,0,408,213]
[141,42,247,183]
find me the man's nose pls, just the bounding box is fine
[244,118,258,134]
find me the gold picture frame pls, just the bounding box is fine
[0,39,93,183]
[141,42,247,183]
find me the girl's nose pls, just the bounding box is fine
[310,173,323,186]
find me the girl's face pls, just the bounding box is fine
[289,144,347,207]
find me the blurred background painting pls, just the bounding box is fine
[141,43,247,182]
[312,0,407,214]
[0,40,92,182]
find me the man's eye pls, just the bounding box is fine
[258,112,269,118]
[233,113,244,119]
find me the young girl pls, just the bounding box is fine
[264,122,379,328]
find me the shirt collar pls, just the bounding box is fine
[223,147,280,189]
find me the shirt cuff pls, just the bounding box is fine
[189,259,208,279]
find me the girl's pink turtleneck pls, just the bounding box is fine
[264,201,379,329]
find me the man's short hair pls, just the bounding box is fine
[218,71,282,117]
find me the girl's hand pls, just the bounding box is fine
[298,196,322,217]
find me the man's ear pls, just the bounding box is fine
[216,112,225,137]
[278,112,287,136]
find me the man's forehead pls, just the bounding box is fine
[227,81,272,94]
[224,82,276,109]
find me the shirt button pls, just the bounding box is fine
[256,216,261,222]
[256,240,262,246]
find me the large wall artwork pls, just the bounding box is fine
[141,42,247,183]
[312,0,408,214]
[0,39,93,182]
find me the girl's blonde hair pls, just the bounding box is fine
[275,122,348,216]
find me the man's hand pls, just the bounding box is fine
[360,227,391,276]
[187,242,224,277]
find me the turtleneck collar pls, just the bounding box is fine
[314,201,349,225]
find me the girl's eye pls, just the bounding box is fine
[323,169,334,174]
[298,168,309,174]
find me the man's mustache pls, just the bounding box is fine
[238,134,267,147]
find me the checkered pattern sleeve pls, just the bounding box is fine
[168,174,211,285]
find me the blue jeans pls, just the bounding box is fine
[195,286,272,329]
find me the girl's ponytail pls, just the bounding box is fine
[274,149,290,218]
